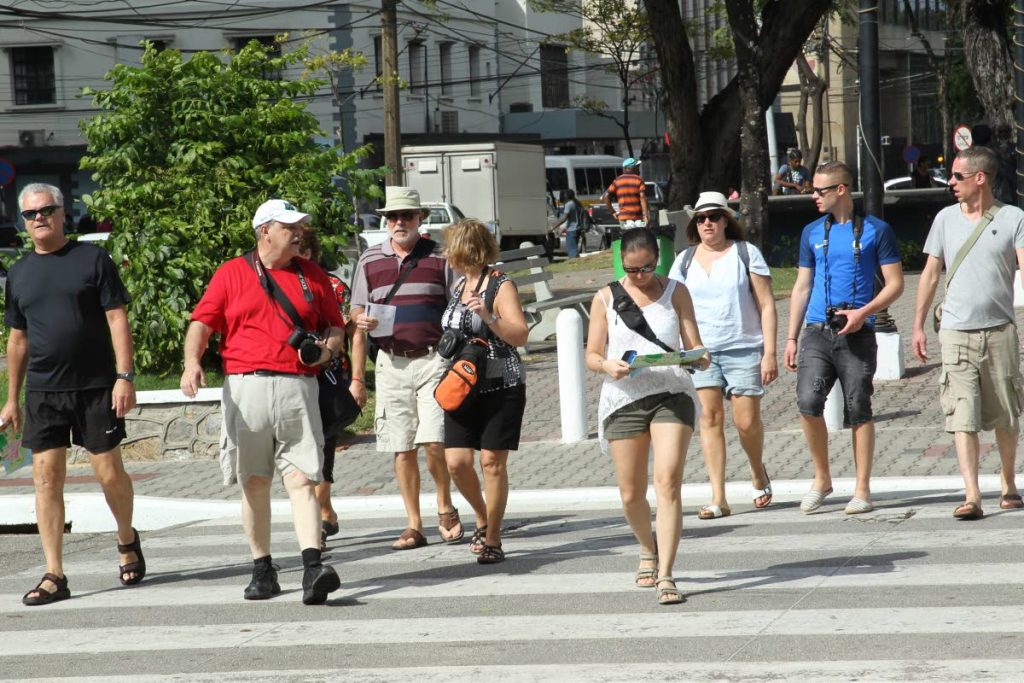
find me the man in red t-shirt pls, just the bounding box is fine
[180,199,345,605]
[604,157,649,226]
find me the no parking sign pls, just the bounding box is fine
[0,158,15,188]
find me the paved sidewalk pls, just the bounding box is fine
[1,270,1019,503]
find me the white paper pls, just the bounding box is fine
[366,303,397,337]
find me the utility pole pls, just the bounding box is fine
[859,0,882,218]
[382,0,401,185]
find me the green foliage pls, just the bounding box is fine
[79,40,382,375]
[897,238,927,272]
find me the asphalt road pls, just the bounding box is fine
[2,490,1023,681]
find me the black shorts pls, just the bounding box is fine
[444,384,526,451]
[23,387,126,453]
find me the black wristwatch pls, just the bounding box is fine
[116,371,135,382]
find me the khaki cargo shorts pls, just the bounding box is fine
[220,374,324,485]
[373,351,446,452]
[938,323,1024,433]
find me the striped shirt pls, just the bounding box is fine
[350,237,454,354]
[607,172,645,221]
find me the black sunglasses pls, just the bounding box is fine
[952,171,981,182]
[811,184,843,196]
[385,211,419,221]
[695,212,726,223]
[623,263,657,274]
[21,205,61,221]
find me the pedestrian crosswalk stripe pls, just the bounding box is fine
[5,606,1024,656]
[1,561,1021,615]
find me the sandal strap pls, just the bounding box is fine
[117,528,141,554]
[40,573,67,590]
[438,508,461,528]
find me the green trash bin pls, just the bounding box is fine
[611,227,675,278]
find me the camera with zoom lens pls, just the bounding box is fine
[288,327,323,365]
[825,304,850,331]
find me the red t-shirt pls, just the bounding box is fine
[192,255,344,375]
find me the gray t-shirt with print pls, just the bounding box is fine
[923,202,1024,330]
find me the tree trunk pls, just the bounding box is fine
[954,0,1014,131]
[724,0,770,251]
[796,54,827,170]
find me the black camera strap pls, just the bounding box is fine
[608,280,675,354]
[379,238,432,307]
[248,251,312,332]
[821,213,864,313]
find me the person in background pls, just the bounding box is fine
[298,228,356,550]
[911,157,937,189]
[552,189,586,259]
[585,227,709,606]
[605,158,649,227]
[440,219,529,564]
[774,149,812,195]
[669,191,777,520]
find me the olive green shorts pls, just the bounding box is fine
[939,323,1024,433]
[604,392,696,441]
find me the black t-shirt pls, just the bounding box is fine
[4,241,131,391]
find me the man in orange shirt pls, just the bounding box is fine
[604,157,649,226]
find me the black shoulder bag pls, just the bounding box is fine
[366,240,431,363]
[608,280,675,353]
[248,253,360,440]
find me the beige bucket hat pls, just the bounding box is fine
[377,186,430,218]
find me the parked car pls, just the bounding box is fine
[884,173,948,191]
[357,202,465,252]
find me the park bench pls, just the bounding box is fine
[496,244,595,349]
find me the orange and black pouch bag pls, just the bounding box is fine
[434,337,489,412]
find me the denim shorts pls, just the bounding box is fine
[691,346,765,397]
[796,325,877,426]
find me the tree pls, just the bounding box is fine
[80,40,381,374]
[902,0,954,173]
[530,0,654,157]
[643,0,836,246]
[950,0,1014,132]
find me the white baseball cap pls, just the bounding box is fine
[251,199,310,229]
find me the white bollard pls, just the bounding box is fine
[556,308,588,443]
[823,382,845,432]
[873,331,905,380]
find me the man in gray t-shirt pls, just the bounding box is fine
[912,146,1024,520]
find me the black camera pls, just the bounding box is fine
[437,328,466,359]
[288,327,323,365]
[825,304,850,331]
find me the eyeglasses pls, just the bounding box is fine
[952,171,981,182]
[811,184,843,196]
[385,211,419,222]
[695,212,726,223]
[21,205,61,221]
[622,263,657,274]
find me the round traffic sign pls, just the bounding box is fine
[902,145,921,164]
[0,158,15,188]
[953,125,973,152]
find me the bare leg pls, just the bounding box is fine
[446,447,487,528]
[697,388,727,508]
[315,482,337,526]
[954,431,982,505]
[26,448,67,598]
[850,421,875,501]
[241,475,273,559]
[649,421,691,580]
[994,427,1020,497]
[394,449,423,533]
[283,471,321,552]
[424,442,460,541]
[480,450,509,547]
[89,447,139,579]
[800,415,832,492]
[731,396,768,493]
[609,432,656,581]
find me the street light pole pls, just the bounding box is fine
[382,0,402,185]
[859,0,882,218]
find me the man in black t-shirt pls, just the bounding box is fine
[2,183,142,606]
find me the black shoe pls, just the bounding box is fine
[302,563,340,605]
[243,562,281,600]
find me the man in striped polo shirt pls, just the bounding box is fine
[349,187,463,550]
[604,157,649,227]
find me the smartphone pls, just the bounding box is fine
[621,350,637,365]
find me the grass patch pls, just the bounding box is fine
[546,250,614,273]
[770,267,798,297]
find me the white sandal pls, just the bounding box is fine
[697,504,731,520]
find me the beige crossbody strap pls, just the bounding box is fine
[944,204,1001,295]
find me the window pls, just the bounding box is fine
[11,46,56,105]
[468,45,481,96]
[439,42,452,96]
[546,168,569,194]
[232,35,281,80]
[540,44,569,108]
[408,40,425,94]
[373,35,382,92]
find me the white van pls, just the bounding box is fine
[544,154,623,208]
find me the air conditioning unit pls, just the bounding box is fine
[18,130,46,147]
[439,111,459,134]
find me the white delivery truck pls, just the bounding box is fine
[402,142,550,250]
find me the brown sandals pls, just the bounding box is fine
[392,528,428,550]
[117,527,146,586]
[22,573,70,606]
[438,508,465,543]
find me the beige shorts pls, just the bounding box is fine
[220,374,324,485]
[373,351,446,452]
[939,323,1024,433]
